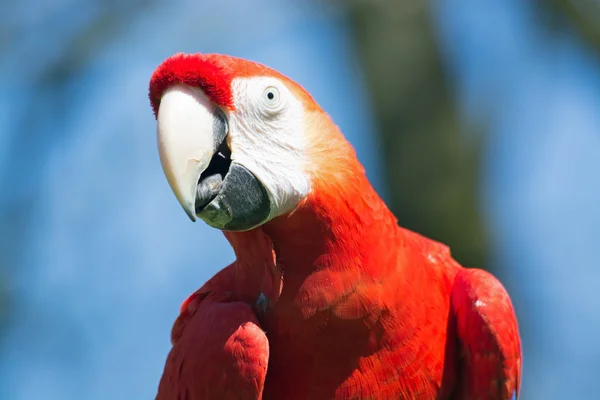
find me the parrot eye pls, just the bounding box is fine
[262,86,282,113]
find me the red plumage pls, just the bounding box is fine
[150,53,522,400]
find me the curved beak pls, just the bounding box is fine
[156,84,227,221]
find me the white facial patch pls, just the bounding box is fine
[228,76,311,220]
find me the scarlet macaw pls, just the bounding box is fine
[149,53,522,399]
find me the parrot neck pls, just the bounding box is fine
[224,158,401,307]
[266,174,399,270]
[262,120,401,273]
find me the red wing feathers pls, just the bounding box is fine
[451,268,522,400]
[157,264,269,400]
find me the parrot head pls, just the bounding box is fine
[149,53,354,231]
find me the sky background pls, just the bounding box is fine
[1,0,598,399]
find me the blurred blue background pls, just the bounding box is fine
[1,0,598,398]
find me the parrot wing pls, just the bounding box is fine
[156,263,269,400]
[451,268,522,400]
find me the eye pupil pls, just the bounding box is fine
[267,91,275,100]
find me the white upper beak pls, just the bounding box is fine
[156,84,221,221]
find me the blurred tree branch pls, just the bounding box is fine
[544,0,600,53]
[341,0,489,269]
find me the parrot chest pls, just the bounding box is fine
[259,263,458,400]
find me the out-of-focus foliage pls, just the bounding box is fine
[544,0,600,53]
[343,1,487,269]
